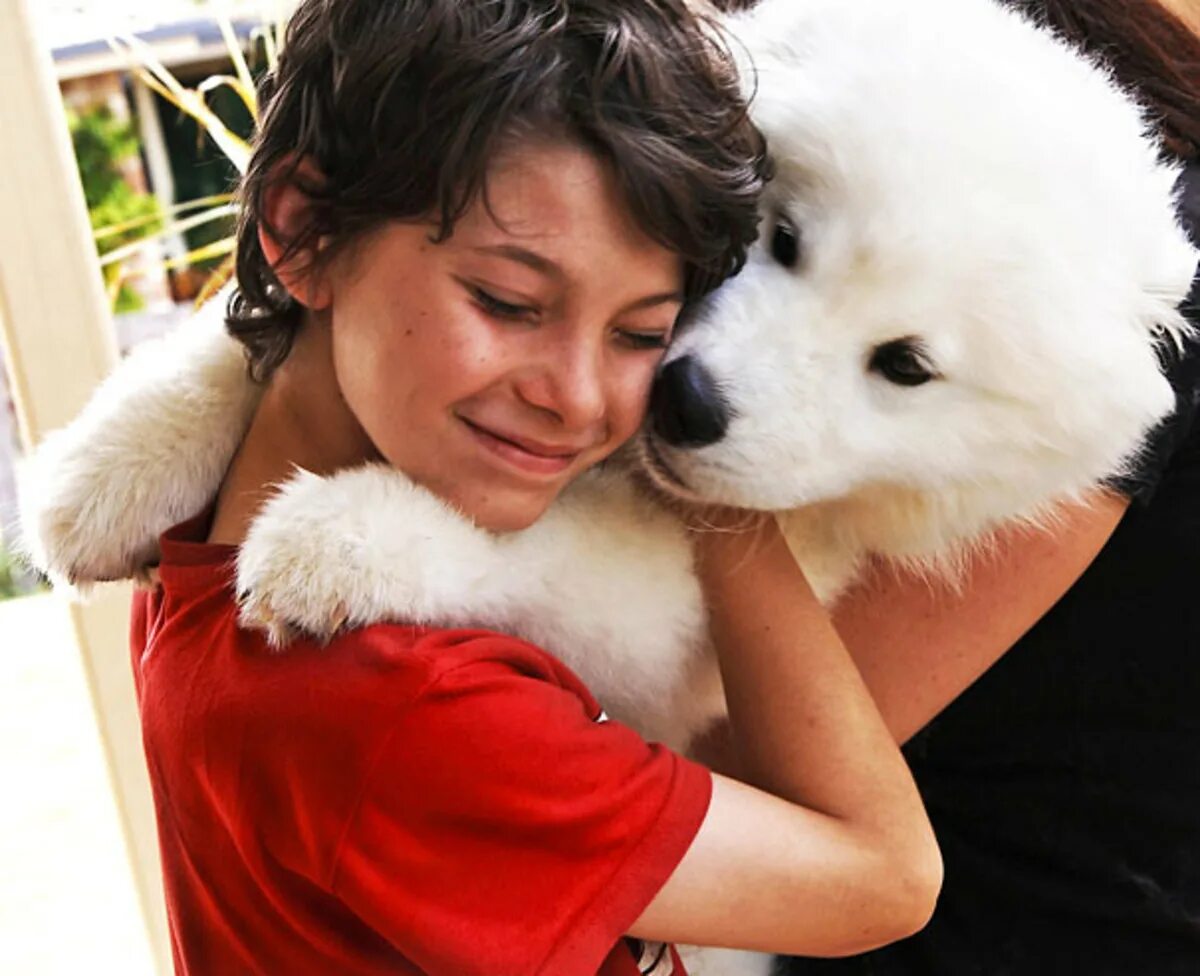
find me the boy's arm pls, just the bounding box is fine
[690,489,1128,776]
[632,516,942,957]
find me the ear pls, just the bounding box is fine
[1137,243,1199,350]
[258,157,333,310]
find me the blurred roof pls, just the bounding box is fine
[38,2,290,80]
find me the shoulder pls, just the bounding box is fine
[228,624,611,876]
[338,627,703,843]
[323,622,602,714]
[326,632,710,976]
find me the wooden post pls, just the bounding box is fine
[0,1,169,972]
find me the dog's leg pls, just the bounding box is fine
[17,293,260,586]
[234,463,715,745]
[235,463,526,646]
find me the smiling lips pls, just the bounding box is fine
[459,416,588,477]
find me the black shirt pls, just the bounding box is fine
[780,163,1200,976]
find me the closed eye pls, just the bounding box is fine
[468,284,539,322]
[617,330,671,351]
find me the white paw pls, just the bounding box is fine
[235,464,497,647]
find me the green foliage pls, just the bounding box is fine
[95,8,282,297]
[0,540,41,602]
[0,548,13,601]
[69,107,162,313]
[70,107,140,210]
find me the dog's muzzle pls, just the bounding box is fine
[650,356,731,448]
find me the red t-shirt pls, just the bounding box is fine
[129,513,711,975]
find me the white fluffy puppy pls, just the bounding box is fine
[648,0,1197,596]
[17,1,1198,971]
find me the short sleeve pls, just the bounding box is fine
[1106,163,1200,505]
[328,657,712,976]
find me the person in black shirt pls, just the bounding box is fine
[775,1,1200,973]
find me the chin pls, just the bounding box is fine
[476,511,542,534]
[466,494,554,534]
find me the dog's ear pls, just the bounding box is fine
[1141,286,1196,352]
[1137,231,1199,348]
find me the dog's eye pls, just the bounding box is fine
[868,338,938,387]
[770,215,801,269]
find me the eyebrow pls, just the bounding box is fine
[626,291,686,311]
[470,244,685,309]
[471,244,562,278]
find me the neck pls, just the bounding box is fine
[207,312,377,546]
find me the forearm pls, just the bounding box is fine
[696,520,939,881]
[631,516,941,953]
[691,492,1127,775]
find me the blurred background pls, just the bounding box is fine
[0,2,291,972]
[1,1,1198,975]
[3,0,283,593]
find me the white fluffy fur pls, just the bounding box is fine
[239,462,713,750]
[16,294,262,587]
[17,2,1200,973]
[653,0,1196,602]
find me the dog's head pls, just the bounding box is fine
[642,0,1197,524]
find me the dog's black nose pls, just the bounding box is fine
[651,356,730,447]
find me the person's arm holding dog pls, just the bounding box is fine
[678,490,1127,786]
[631,514,942,956]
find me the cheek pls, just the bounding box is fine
[608,359,660,438]
[329,304,423,445]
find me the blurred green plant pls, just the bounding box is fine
[69,106,163,313]
[0,545,16,601]
[92,5,285,307]
[0,541,40,602]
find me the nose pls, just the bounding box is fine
[517,337,607,431]
[651,356,730,447]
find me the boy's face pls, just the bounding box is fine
[317,141,684,531]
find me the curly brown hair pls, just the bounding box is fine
[228,0,770,379]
